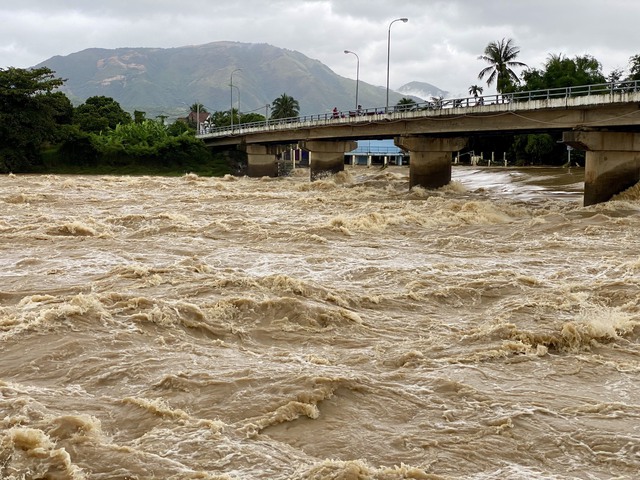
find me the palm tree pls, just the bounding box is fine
[190,103,207,113]
[188,102,208,131]
[270,93,300,119]
[468,85,483,97]
[395,97,417,111]
[478,38,527,93]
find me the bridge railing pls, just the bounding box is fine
[348,146,403,155]
[198,80,640,138]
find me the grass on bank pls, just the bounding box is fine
[35,145,238,177]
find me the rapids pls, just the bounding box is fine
[1,166,639,479]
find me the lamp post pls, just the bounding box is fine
[229,84,240,125]
[230,68,242,130]
[344,50,360,111]
[386,17,408,112]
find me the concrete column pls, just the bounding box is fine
[299,140,357,180]
[563,131,640,206]
[245,144,279,177]
[395,136,467,189]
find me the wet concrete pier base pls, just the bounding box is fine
[563,131,640,206]
[395,136,467,189]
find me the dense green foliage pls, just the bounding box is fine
[520,54,606,91]
[0,68,230,176]
[207,108,266,128]
[0,67,67,172]
[73,95,132,133]
[52,117,228,176]
[240,112,267,124]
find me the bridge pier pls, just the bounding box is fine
[395,136,467,189]
[563,131,640,206]
[300,140,357,180]
[245,144,279,177]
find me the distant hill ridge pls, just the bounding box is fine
[398,81,449,100]
[36,42,444,118]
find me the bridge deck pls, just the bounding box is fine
[198,81,640,147]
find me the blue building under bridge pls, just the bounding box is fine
[344,139,407,166]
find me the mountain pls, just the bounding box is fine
[397,81,448,101]
[35,42,414,119]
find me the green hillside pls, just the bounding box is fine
[36,41,412,118]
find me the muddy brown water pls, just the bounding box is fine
[1,166,639,479]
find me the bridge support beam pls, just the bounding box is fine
[245,144,279,178]
[300,140,357,180]
[395,136,467,189]
[563,131,640,206]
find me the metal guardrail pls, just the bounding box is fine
[347,146,402,155]
[197,80,640,138]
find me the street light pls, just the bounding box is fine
[386,17,408,112]
[229,84,240,124]
[230,68,242,129]
[344,50,360,111]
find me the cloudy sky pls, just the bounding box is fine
[2,0,639,96]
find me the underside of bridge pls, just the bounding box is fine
[236,129,640,207]
[243,136,469,188]
[205,88,640,205]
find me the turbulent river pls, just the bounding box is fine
[1,166,639,480]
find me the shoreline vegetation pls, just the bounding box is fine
[34,145,236,177]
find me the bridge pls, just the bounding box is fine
[197,81,640,205]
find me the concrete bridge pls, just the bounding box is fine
[198,81,640,205]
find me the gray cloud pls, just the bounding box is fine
[2,0,639,99]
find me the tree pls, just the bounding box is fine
[396,97,416,111]
[167,119,191,136]
[73,96,132,133]
[478,38,527,93]
[198,109,264,128]
[468,85,484,97]
[190,103,208,113]
[0,67,66,172]
[239,112,266,124]
[525,134,556,164]
[520,54,606,91]
[607,68,624,85]
[270,93,300,119]
[134,110,147,124]
[209,110,231,128]
[626,54,640,81]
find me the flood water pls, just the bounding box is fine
[1,166,639,479]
